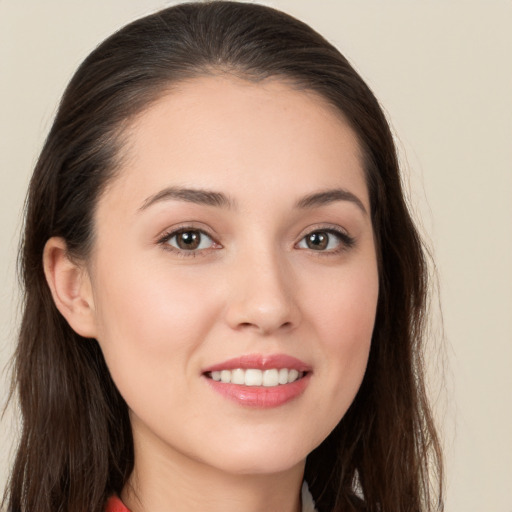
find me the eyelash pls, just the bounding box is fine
[157,226,220,258]
[157,226,356,257]
[297,227,356,255]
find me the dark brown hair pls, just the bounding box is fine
[4,2,443,511]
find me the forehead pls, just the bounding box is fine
[103,75,368,212]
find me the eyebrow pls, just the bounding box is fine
[139,186,235,211]
[139,186,367,215]
[295,189,368,215]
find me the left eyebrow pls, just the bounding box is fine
[294,189,368,215]
[139,186,236,211]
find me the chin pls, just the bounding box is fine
[200,437,311,476]
[220,456,305,477]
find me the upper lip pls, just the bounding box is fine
[202,354,311,373]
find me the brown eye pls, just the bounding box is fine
[297,229,354,252]
[166,229,214,251]
[305,232,329,250]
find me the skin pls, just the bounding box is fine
[44,76,379,512]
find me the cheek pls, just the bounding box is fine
[308,256,378,343]
[306,259,378,395]
[90,258,223,379]
[89,261,229,431]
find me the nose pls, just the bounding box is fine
[224,248,301,336]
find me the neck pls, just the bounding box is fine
[121,423,305,512]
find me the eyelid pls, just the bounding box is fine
[156,224,222,256]
[295,225,356,253]
[155,222,355,257]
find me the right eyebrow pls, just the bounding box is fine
[139,186,236,212]
[294,188,368,216]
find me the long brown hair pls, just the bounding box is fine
[4,2,443,511]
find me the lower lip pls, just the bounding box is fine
[204,373,311,408]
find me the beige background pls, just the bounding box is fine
[1,1,511,510]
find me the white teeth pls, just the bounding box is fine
[278,368,289,384]
[245,369,263,386]
[263,369,279,387]
[208,368,304,387]
[231,368,245,385]
[288,369,299,383]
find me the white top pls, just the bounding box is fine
[301,481,317,512]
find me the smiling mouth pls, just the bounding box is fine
[205,368,307,387]
[203,356,312,407]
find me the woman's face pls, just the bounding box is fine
[86,76,379,476]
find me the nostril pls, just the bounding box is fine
[235,320,293,334]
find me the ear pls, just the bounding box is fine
[43,237,97,338]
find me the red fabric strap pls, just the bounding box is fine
[105,495,131,512]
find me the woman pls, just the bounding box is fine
[4,2,443,511]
